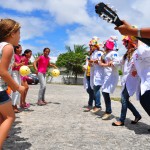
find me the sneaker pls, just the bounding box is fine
[83,106,93,112]
[90,107,101,113]
[102,113,111,120]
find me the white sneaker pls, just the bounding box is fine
[102,113,111,120]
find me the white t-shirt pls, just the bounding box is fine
[0,42,14,91]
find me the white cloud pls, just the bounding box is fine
[132,0,150,26]
[0,13,52,41]
[0,0,91,25]
[46,0,91,25]
[64,0,150,56]
[0,0,46,12]
[0,0,150,57]
[19,17,50,40]
[50,57,57,63]
[20,44,42,55]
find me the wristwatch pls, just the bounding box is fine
[137,28,142,38]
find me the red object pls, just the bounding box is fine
[6,86,12,95]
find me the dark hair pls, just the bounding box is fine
[13,44,21,53]
[43,47,50,52]
[22,49,32,56]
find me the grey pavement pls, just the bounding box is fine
[3,84,150,150]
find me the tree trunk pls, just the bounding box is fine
[75,73,78,84]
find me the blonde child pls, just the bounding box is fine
[0,18,25,150]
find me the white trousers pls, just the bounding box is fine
[11,70,21,105]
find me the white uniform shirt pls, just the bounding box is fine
[90,50,104,88]
[121,54,140,96]
[83,58,89,89]
[102,50,120,93]
[133,44,150,95]
[0,42,14,91]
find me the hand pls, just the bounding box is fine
[35,70,38,74]
[17,85,26,95]
[108,61,113,67]
[88,62,92,67]
[20,62,25,66]
[115,20,132,35]
[94,60,98,64]
[88,60,93,63]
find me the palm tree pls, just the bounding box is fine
[65,44,88,83]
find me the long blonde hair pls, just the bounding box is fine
[123,47,136,61]
[0,18,20,42]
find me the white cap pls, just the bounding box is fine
[110,36,118,41]
[92,36,99,40]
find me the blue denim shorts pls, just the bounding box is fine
[0,90,11,105]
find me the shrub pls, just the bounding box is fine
[118,70,123,75]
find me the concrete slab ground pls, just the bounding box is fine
[3,84,150,150]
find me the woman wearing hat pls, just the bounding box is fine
[99,36,120,120]
[112,35,141,126]
[88,37,104,113]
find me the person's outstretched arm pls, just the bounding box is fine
[115,20,150,38]
[49,63,57,68]
[33,57,40,74]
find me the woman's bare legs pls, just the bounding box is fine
[20,80,29,107]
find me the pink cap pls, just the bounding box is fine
[105,39,114,50]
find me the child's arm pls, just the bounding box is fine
[13,61,25,67]
[14,56,25,67]
[49,63,57,68]
[0,44,25,94]
[33,57,40,74]
[27,64,33,67]
[98,57,109,67]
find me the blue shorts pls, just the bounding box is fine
[0,90,11,105]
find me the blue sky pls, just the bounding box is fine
[0,0,150,62]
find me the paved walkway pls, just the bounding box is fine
[3,84,150,150]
